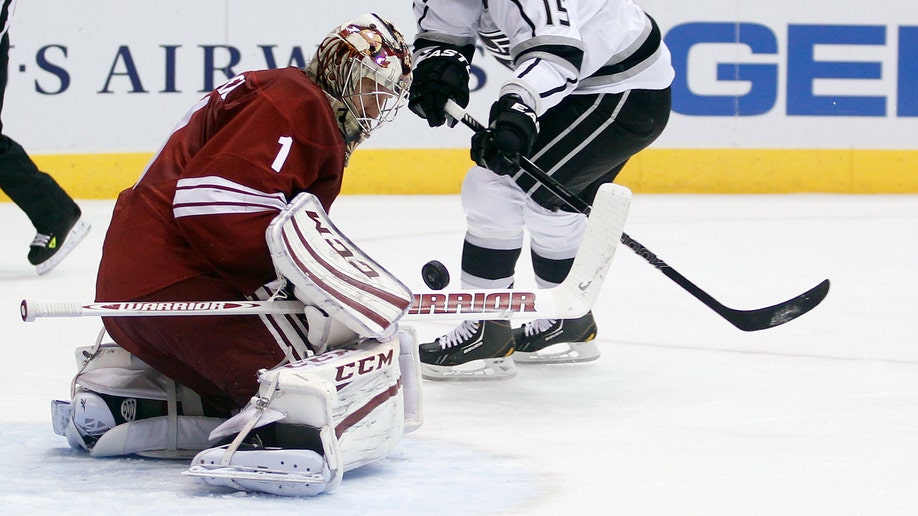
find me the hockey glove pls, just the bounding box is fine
[408,42,473,127]
[471,94,539,176]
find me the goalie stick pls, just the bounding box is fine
[21,182,632,324]
[443,99,829,332]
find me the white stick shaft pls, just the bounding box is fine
[20,299,304,322]
[21,290,565,322]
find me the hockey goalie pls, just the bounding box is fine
[49,13,423,496]
[53,190,422,496]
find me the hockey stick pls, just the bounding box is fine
[443,100,830,332]
[22,181,632,324]
[19,284,589,322]
[20,282,614,322]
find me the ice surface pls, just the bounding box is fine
[1,193,916,514]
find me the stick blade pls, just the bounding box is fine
[726,279,830,332]
[550,183,632,318]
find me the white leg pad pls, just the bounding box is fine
[54,338,225,458]
[91,416,227,458]
[187,330,421,496]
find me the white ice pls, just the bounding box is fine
[1,193,916,515]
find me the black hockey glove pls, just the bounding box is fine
[408,42,473,127]
[470,94,539,176]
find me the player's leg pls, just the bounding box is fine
[519,89,671,209]
[514,199,601,363]
[53,337,227,458]
[511,89,670,363]
[101,276,300,411]
[0,34,90,274]
[417,166,524,380]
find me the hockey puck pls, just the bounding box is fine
[421,260,450,290]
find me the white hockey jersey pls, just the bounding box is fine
[413,0,674,115]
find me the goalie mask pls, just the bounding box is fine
[306,13,412,160]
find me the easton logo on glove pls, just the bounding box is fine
[414,47,470,71]
[408,42,474,127]
[507,101,538,126]
[470,94,539,175]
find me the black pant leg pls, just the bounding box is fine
[0,32,79,231]
[0,136,80,231]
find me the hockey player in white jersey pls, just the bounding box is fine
[409,0,674,379]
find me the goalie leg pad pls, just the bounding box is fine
[63,391,117,451]
[54,338,225,458]
[187,331,419,496]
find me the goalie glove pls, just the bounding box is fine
[471,94,539,176]
[408,41,474,127]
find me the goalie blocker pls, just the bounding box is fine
[267,190,413,344]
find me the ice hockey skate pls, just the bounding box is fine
[419,320,517,380]
[512,311,600,364]
[30,210,91,275]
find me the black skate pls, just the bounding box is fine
[512,311,600,364]
[419,320,517,380]
[29,209,91,275]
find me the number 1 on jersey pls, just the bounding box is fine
[272,136,293,172]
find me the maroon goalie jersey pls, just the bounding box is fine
[96,67,346,303]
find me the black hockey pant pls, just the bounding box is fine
[516,87,672,211]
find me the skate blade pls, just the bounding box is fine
[514,341,601,365]
[420,356,517,381]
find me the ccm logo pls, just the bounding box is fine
[335,349,395,381]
